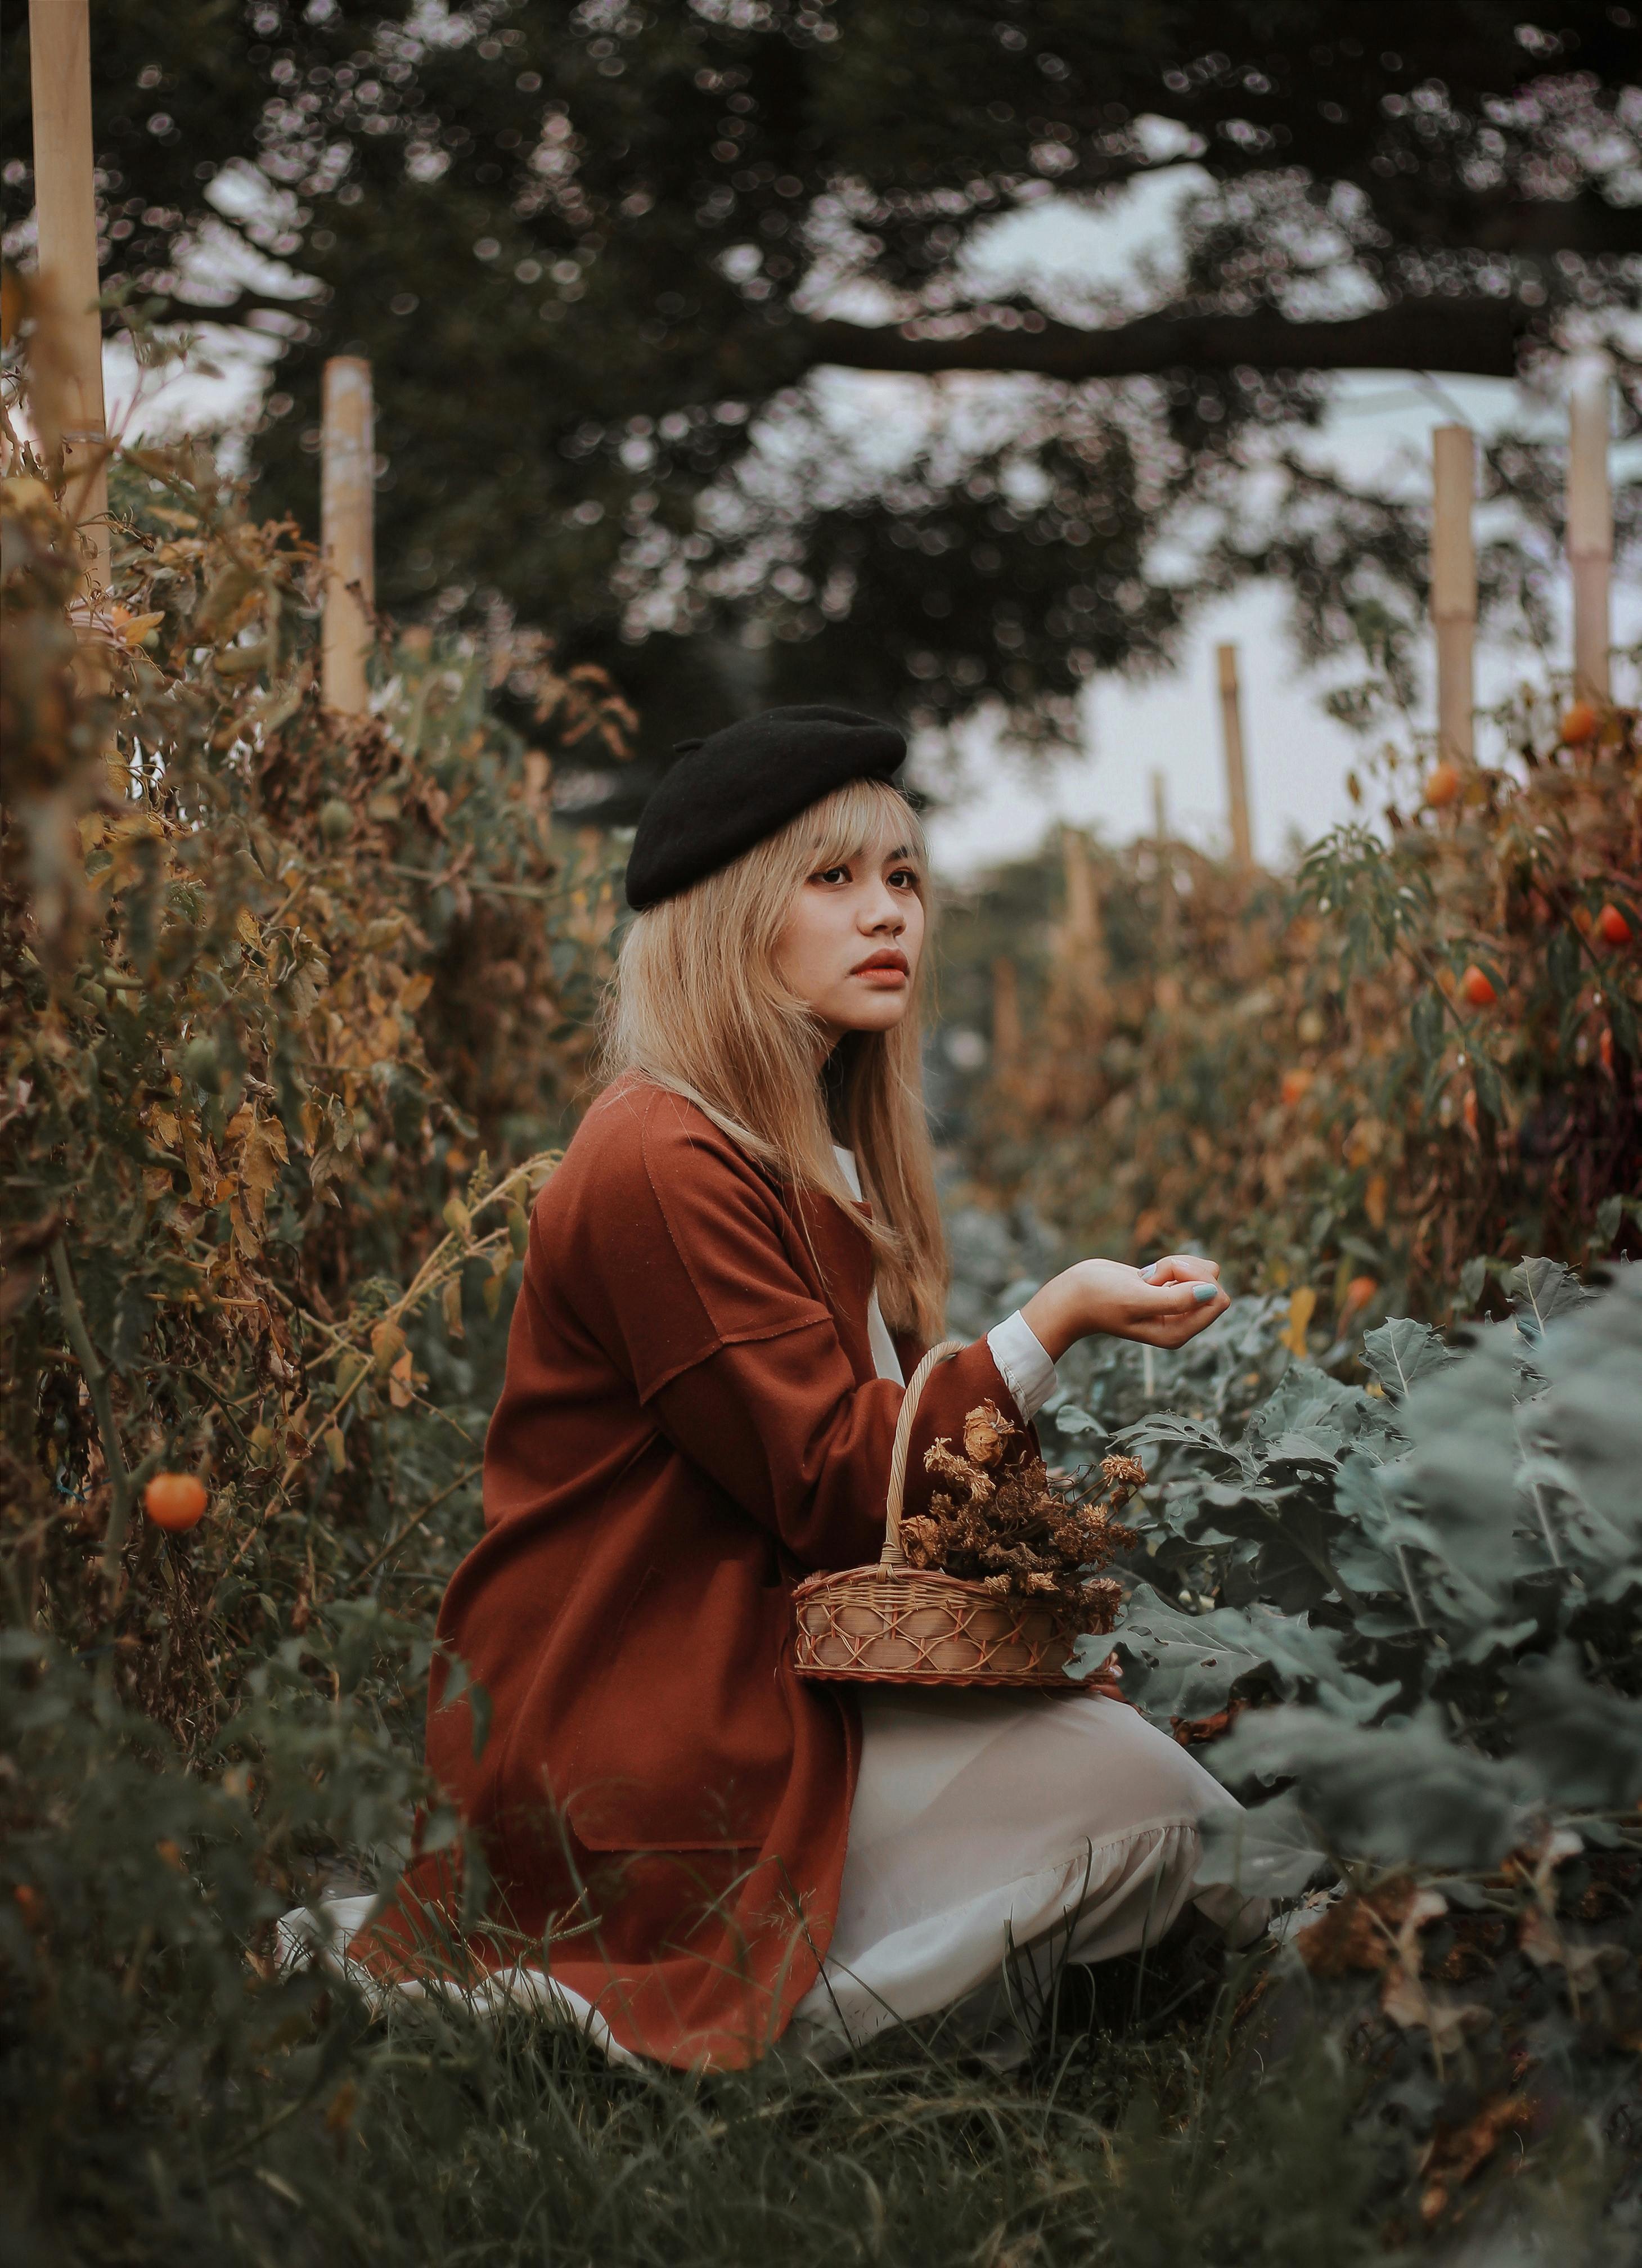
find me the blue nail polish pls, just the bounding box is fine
[1140,1263,1159,1282]
[1193,1283,1216,1303]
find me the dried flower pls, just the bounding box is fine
[962,1400,1017,1467]
[910,1409,1142,1631]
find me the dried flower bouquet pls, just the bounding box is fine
[898,1401,1142,1632]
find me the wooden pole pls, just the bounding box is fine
[1060,825,1099,951]
[1151,768,1177,961]
[1430,424,1475,762]
[1568,353,1612,704]
[991,956,1020,1082]
[321,355,375,713]
[1215,643,1253,869]
[1057,824,1106,1023]
[28,0,110,598]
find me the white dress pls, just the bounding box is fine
[782,1151,1260,2056]
[280,1154,1262,2057]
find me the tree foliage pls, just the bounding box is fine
[3,2,1637,781]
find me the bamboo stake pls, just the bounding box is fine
[1151,768,1176,960]
[991,956,1021,1082]
[1430,424,1476,762]
[321,354,375,713]
[28,0,110,598]
[1568,353,1612,703]
[1057,825,1106,1023]
[1060,825,1100,952]
[1216,643,1253,869]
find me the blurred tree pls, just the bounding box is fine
[5,1,1638,794]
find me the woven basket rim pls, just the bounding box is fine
[791,1561,1082,1613]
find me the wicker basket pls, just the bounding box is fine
[791,1341,1091,1688]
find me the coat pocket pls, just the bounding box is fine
[564,1781,762,1854]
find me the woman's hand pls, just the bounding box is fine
[1020,1253,1230,1364]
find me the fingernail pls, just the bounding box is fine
[1140,1263,1160,1282]
[1193,1283,1216,1303]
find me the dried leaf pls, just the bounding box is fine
[1379,1967,1487,2054]
[238,1112,289,1226]
[1281,1285,1317,1358]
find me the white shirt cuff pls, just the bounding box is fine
[985,1309,1058,1423]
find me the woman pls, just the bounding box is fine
[348,704,1256,2068]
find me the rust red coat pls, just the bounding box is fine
[355,1077,1029,2067]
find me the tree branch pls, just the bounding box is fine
[120,282,327,332]
[798,299,1526,382]
[1388,190,1642,262]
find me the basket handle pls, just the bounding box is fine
[880,1338,966,1568]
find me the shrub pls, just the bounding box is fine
[1091,1260,1642,2243]
[2,445,628,1745]
[942,696,1641,1324]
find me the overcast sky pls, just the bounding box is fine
[102,168,1639,883]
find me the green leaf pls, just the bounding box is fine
[1505,1257,1590,1341]
[1409,988,1443,1065]
[1361,1316,1452,1398]
[1510,1646,1642,1809]
[1212,1705,1523,1869]
[1191,1788,1332,1900]
[1103,1587,1269,1721]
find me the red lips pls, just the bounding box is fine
[852,949,910,975]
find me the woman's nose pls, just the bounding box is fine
[860,885,905,934]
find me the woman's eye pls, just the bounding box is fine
[888,867,919,890]
[811,865,851,886]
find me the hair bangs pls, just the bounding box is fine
[798,777,925,881]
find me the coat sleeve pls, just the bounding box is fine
[556,1086,1027,1570]
[649,1321,1022,1572]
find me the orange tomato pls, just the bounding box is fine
[1573,905,1594,937]
[14,1883,44,1929]
[1460,965,1497,1009]
[1424,761,1461,809]
[1600,1028,1615,1073]
[143,1472,208,1532]
[1560,700,1598,746]
[1280,1068,1312,1106]
[1597,903,1632,946]
[1342,1274,1378,1312]
[1462,1090,1479,1134]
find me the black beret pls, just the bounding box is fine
[624,704,907,910]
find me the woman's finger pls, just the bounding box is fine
[1130,1285,1230,1344]
[1140,1254,1221,1285]
[1138,1277,1222,1316]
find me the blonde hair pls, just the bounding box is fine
[599,776,947,1342]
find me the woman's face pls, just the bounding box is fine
[773,818,926,1047]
